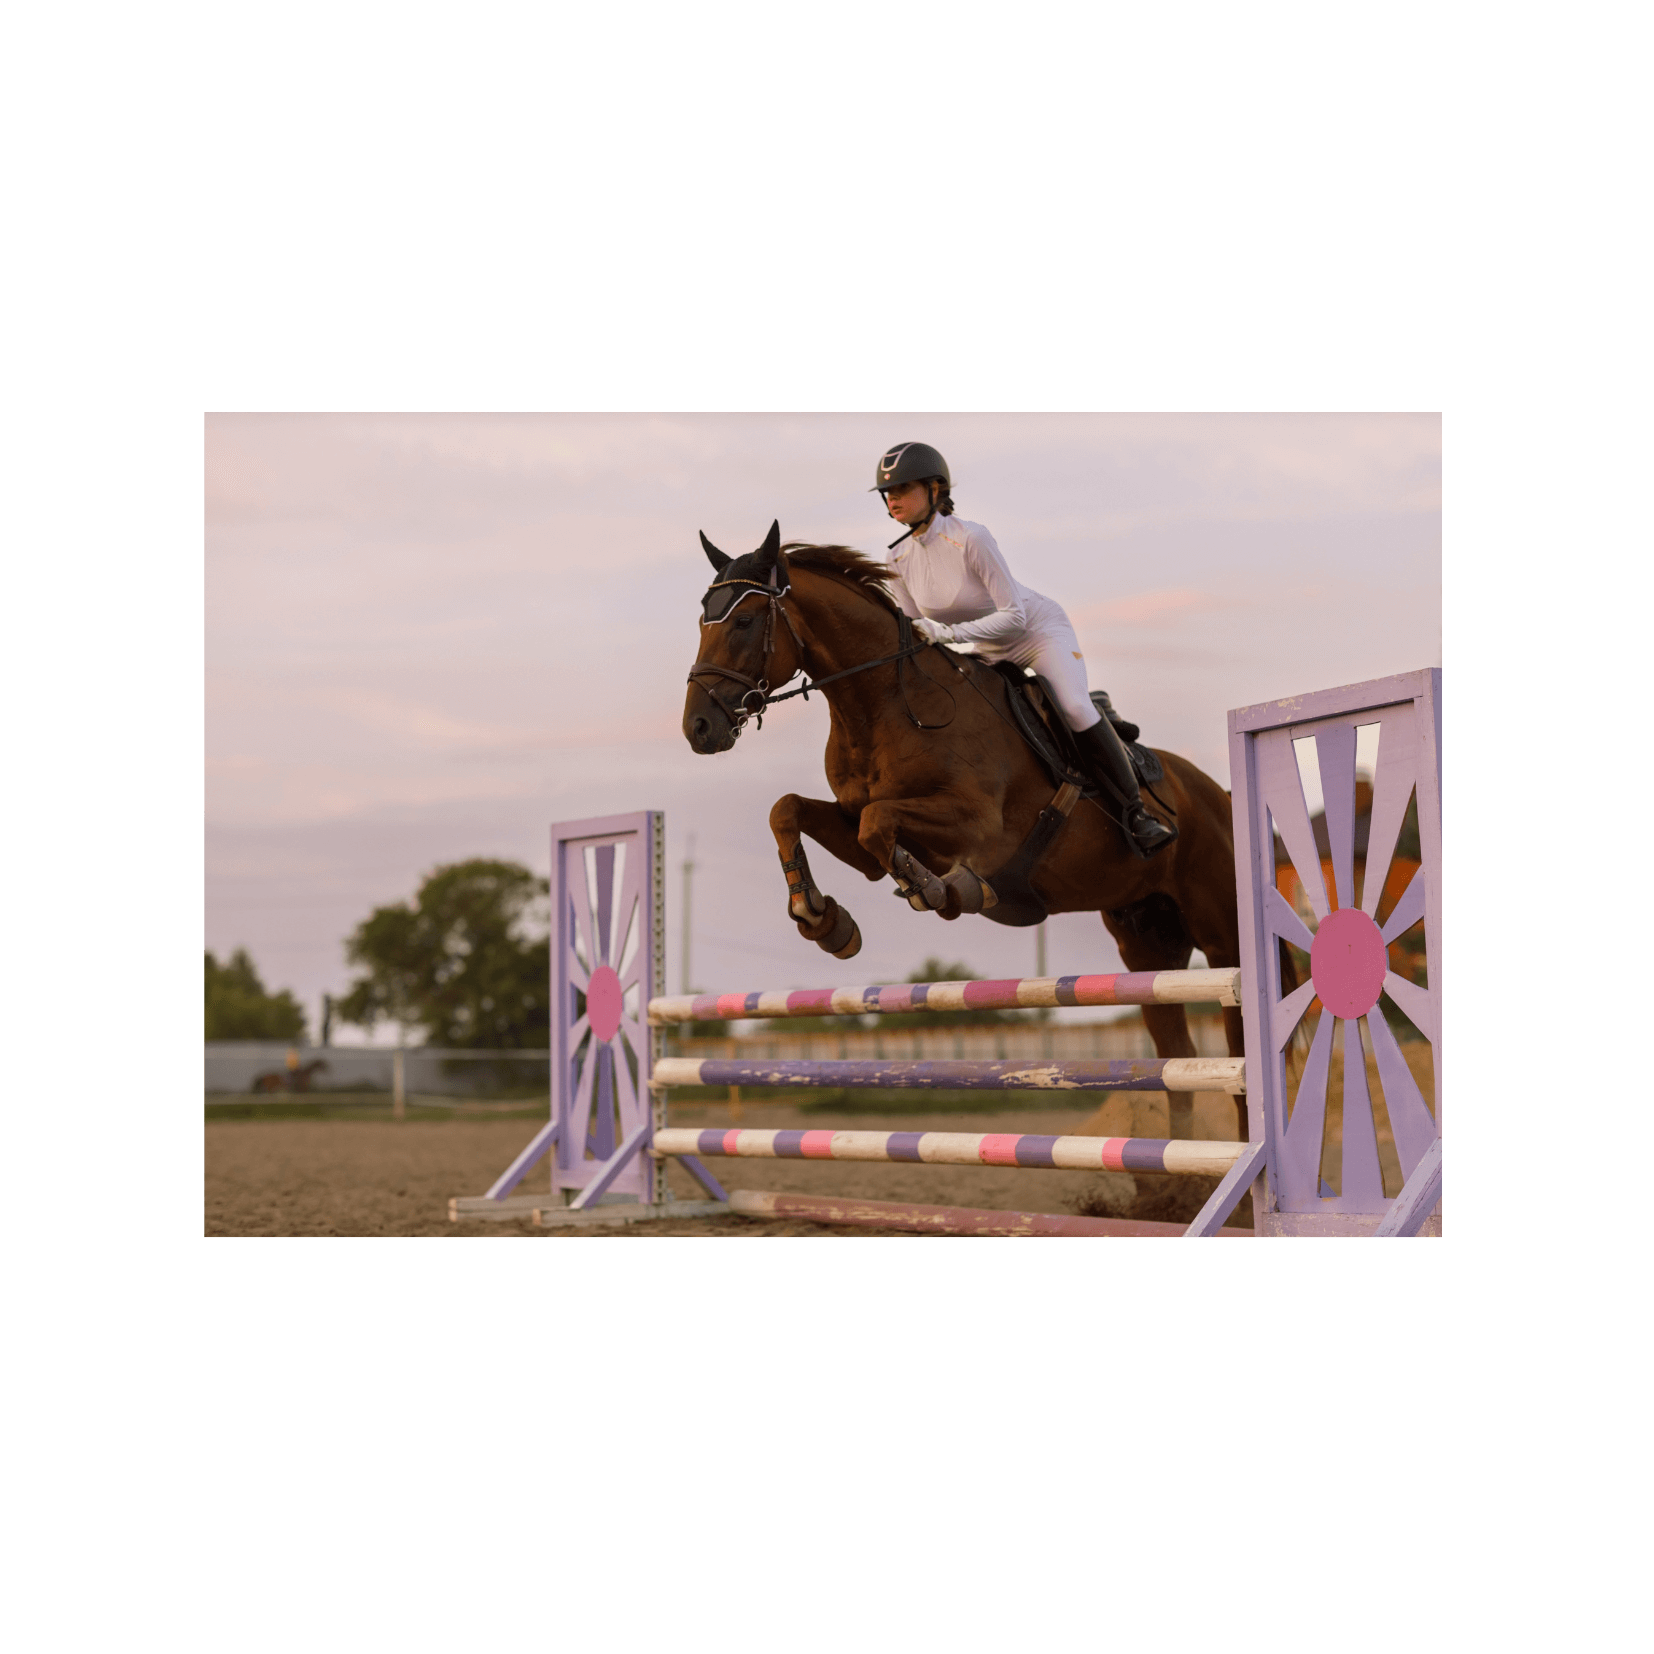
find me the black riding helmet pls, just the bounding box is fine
[871,441,951,494]
[874,442,953,547]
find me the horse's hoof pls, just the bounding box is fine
[829,920,862,960]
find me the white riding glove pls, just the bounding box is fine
[912,616,953,645]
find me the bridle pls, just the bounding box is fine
[686,567,947,738]
[686,570,808,734]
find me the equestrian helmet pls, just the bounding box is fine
[871,441,951,493]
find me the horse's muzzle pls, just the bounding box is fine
[683,693,738,754]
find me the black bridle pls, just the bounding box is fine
[687,575,946,737]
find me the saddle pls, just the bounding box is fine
[898,660,1170,930]
[988,662,1165,791]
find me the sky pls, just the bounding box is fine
[205,411,1440,1040]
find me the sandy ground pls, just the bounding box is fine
[205,1097,1243,1237]
[205,1038,1431,1237]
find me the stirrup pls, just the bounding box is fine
[1125,804,1178,859]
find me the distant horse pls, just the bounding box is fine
[251,1059,330,1094]
[682,523,1249,1138]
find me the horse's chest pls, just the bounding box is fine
[826,752,872,811]
[826,737,938,813]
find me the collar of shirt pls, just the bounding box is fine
[911,511,953,549]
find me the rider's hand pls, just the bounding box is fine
[913,616,954,645]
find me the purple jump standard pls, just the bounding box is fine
[651,1126,1246,1177]
[650,1055,1247,1095]
[648,966,1239,1024]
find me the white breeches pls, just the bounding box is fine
[988,600,1101,731]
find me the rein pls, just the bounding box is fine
[687,585,950,735]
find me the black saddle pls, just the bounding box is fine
[988,662,1165,792]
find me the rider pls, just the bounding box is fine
[872,440,1177,859]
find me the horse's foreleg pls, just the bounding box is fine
[769,795,882,959]
[856,796,984,918]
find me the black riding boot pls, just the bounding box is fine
[1088,689,1140,744]
[1072,717,1178,859]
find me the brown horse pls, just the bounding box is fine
[682,523,1246,1138]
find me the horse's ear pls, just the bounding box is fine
[752,519,781,577]
[699,530,732,573]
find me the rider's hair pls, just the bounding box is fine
[929,477,955,517]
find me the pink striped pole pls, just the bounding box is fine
[648,967,1239,1024]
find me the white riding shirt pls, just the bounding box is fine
[884,514,1100,730]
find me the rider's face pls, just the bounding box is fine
[883,480,935,524]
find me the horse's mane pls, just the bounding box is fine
[782,543,900,615]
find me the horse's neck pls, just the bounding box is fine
[792,576,902,713]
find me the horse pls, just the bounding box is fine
[251,1059,330,1094]
[681,521,1248,1139]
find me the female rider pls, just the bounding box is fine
[872,440,1176,858]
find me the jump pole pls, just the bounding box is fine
[652,1125,1246,1176]
[647,965,1241,1024]
[725,1189,1251,1237]
[651,1055,1245,1094]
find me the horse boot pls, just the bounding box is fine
[890,843,948,911]
[779,844,862,957]
[1071,716,1178,859]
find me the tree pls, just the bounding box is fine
[205,949,308,1041]
[336,858,550,1049]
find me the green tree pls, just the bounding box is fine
[205,949,308,1041]
[337,858,550,1049]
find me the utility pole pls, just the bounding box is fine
[680,834,696,995]
[1035,919,1047,979]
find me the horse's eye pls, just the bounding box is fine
[734,614,754,630]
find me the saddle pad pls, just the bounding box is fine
[1127,737,1164,786]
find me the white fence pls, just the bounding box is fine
[205,1044,549,1099]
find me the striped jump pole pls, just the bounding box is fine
[651,1055,1247,1095]
[652,1126,1246,1178]
[649,966,1240,1024]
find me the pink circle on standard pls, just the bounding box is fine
[587,965,624,1043]
[1309,907,1388,1018]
